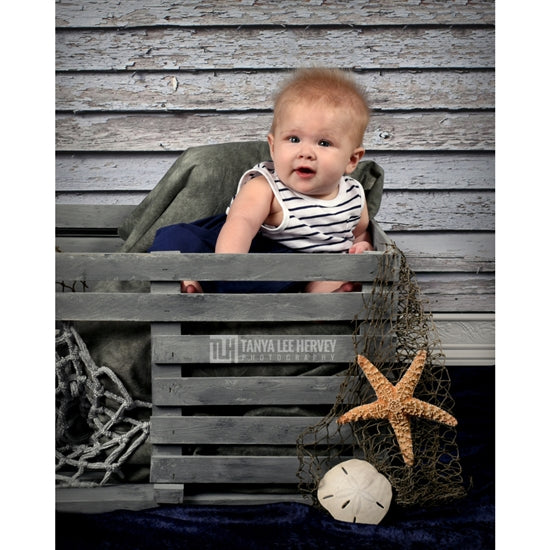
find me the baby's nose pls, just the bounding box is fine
[298,144,315,159]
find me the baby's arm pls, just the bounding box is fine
[305,205,373,293]
[216,176,275,253]
[349,205,374,253]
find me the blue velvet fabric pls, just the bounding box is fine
[56,365,494,549]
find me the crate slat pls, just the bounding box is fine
[151,456,302,484]
[152,377,344,407]
[55,204,134,230]
[56,484,158,513]
[56,249,396,282]
[150,416,325,445]
[56,292,390,322]
[152,333,394,364]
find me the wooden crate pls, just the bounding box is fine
[56,218,399,505]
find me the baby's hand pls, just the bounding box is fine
[348,241,374,254]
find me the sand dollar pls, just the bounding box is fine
[317,459,392,524]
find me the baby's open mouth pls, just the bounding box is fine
[296,167,315,176]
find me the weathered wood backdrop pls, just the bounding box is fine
[55,0,495,359]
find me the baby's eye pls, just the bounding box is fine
[288,136,300,143]
[318,139,331,147]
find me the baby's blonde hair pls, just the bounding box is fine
[270,68,370,146]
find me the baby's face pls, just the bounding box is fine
[268,101,364,200]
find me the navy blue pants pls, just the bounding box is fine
[149,214,303,293]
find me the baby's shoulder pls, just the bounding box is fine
[238,173,274,198]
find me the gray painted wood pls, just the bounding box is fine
[56,70,495,112]
[56,236,124,253]
[179,492,305,505]
[56,0,495,28]
[55,152,495,193]
[153,483,184,505]
[56,27,494,72]
[151,334,391,365]
[377,191,494,231]
[56,276,493,317]
[153,377,344,407]
[55,231,495,274]
[391,233,495,272]
[435,313,494,344]
[151,318,495,366]
[150,283,183,433]
[56,204,134,229]
[55,250,395,282]
[56,484,158,513]
[56,112,495,152]
[55,292,384,322]
[150,416,326,445]
[55,193,494,232]
[151,456,303,484]
[54,482,305,510]
[416,272,494,307]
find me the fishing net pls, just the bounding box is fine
[55,323,152,487]
[297,245,466,507]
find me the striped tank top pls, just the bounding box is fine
[230,161,366,252]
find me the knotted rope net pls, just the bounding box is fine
[297,245,466,507]
[55,323,152,487]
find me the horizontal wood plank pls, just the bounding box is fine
[416,273,495,312]
[434,313,494,345]
[55,275,493,316]
[56,0,495,28]
[149,313,496,366]
[55,482,304,509]
[434,313,494,366]
[55,190,494,233]
[56,153,177,192]
[153,483,184,504]
[150,455,301,484]
[151,375,336,407]
[55,112,495,152]
[441,345,495,366]
[376,191,495,232]
[56,484,158,513]
[55,231,495,274]
[177,492,305,505]
[56,70,495,112]
[152,334,391,365]
[391,232,494,272]
[56,236,124,253]
[369,153,495,191]
[150,416,325,445]
[55,292,380,322]
[55,152,495,193]
[55,250,396,282]
[56,204,134,229]
[56,27,494,72]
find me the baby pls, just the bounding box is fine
[150,68,374,293]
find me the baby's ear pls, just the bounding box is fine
[346,147,365,173]
[267,133,275,156]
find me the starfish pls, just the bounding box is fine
[337,350,457,467]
